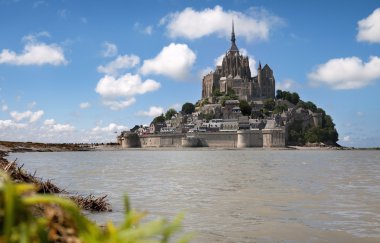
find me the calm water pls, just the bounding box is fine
[8,149,380,242]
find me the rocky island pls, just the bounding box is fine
[117,23,339,149]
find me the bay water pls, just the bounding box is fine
[8,149,380,242]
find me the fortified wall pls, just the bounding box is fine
[120,129,285,149]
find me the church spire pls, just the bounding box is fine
[231,20,236,43]
[229,20,239,52]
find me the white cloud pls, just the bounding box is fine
[2,104,8,112]
[101,42,118,57]
[134,23,154,35]
[357,8,380,43]
[28,101,37,109]
[170,103,182,110]
[43,118,75,132]
[29,110,44,123]
[137,106,164,117]
[0,120,27,129]
[140,43,196,80]
[356,111,364,117]
[102,98,136,110]
[199,67,214,80]
[0,34,67,66]
[43,119,56,126]
[79,102,91,109]
[144,26,153,35]
[97,54,140,76]
[10,110,44,123]
[342,135,351,142]
[10,110,32,122]
[92,123,128,133]
[276,79,297,91]
[57,9,69,19]
[96,73,160,98]
[162,5,282,41]
[308,56,380,89]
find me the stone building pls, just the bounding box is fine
[202,22,275,102]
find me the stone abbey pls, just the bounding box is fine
[202,22,275,102]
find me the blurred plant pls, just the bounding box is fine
[0,173,191,242]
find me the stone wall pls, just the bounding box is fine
[139,134,184,148]
[122,129,286,149]
[237,130,263,148]
[193,132,237,147]
[262,128,286,147]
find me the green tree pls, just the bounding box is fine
[273,104,288,114]
[181,102,195,114]
[276,90,283,99]
[263,99,275,111]
[239,100,251,116]
[152,114,165,124]
[290,92,300,104]
[165,108,177,120]
[130,125,141,133]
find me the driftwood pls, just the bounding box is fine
[69,194,111,212]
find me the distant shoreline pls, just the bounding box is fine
[1,140,378,154]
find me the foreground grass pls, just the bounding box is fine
[0,173,191,242]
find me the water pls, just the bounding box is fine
[8,149,380,242]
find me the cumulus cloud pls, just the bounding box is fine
[79,102,90,109]
[140,43,196,80]
[29,110,44,123]
[276,79,297,91]
[0,33,67,66]
[43,118,75,132]
[137,106,164,117]
[96,73,160,98]
[43,119,56,126]
[10,110,44,123]
[97,54,140,76]
[162,5,282,41]
[308,56,380,89]
[0,120,27,129]
[357,8,380,43]
[92,123,128,133]
[101,42,118,57]
[102,98,136,110]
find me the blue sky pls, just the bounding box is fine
[0,0,379,147]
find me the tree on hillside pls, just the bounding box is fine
[276,90,300,105]
[263,99,275,111]
[276,90,283,99]
[152,114,165,124]
[239,100,251,116]
[130,125,141,133]
[181,102,195,114]
[165,108,177,120]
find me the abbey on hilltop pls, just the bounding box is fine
[202,22,275,102]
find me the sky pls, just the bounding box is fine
[0,0,379,147]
